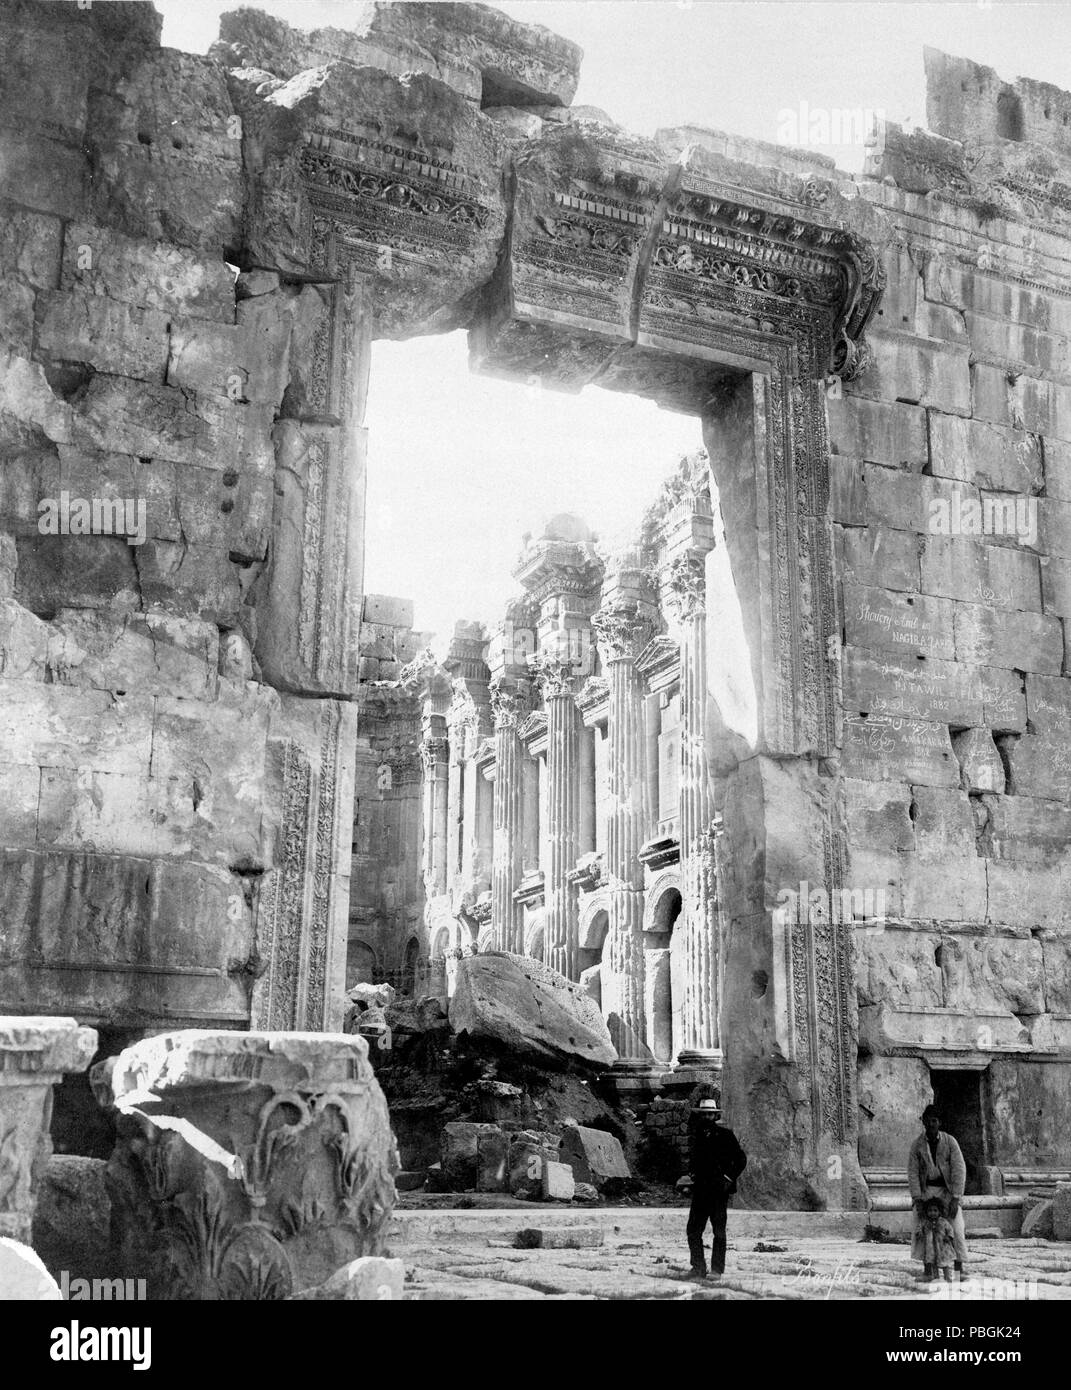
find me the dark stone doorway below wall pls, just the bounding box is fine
[929,1068,990,1195]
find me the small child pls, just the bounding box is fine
[920,1197,957,1281]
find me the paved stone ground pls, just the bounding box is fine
[392,1215,1071,1301]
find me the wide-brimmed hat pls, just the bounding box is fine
[697,1098,722,1114]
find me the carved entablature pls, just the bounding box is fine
[635,634,680,695]
[575,675,610,725]
[518,710,548,752]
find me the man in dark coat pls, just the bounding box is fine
[684,1093,747,1279]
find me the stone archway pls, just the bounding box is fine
[644,874,684,1064]
[524,913,546,964]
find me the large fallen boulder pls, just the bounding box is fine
[449,951,616,1070]
[559,1122,630,1190]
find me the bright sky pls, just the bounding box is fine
[156,0,1071,647]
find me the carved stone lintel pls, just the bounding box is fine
[97,1030,399,1301]
[0,1017,97,1244]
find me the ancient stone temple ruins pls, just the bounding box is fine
[1,0,1071,1247]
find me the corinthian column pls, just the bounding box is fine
[489,678,529,953]
[420,735,450,898]
[533,655,583,980]
[592,599,653,1064]
[667,552,721,1069]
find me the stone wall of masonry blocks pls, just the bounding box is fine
[0,2,354,1030]
[829,178,1071,1170]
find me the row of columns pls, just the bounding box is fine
[483,547,721,1072]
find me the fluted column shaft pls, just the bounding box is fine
[421,739,450,898]
[594,603,652,1063]
[490,682,527,954]
[672,555,720,1061]
[540,664,583,981]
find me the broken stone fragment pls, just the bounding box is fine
[289,1255,406,1300]
[559,1123,630,1189]
[951,727,1006,794]
[541,1160,576,1202]
[513,1226,603,1249]
[0,1016,98,1246]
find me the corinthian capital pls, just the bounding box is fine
[664,553,707,621]
[530,652,581,699]
[489,678,530,730]
[420,736,450,772]
[591,600,653,662]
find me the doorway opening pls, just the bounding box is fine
[929,1067,990,1194]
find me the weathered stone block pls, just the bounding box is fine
[168,298,292,407]
[507,1130,557,1198]
[856,331,971,415]
[0,203,63,291]
[979,793,1071,866]
[449,950,616,1068]
[920,535,1041,612]
[559,1124,629,1189]
[51,609,220,702]
[985,862,1068,931]
[476,1127,509,1192]
[0,680,152,775]
[900,854,987,922]
[61,221,235,323]
[835,524,920,593]
[0,1017,97,1245]
[844,648,991,726]
[843,779,914,854]
[1025,674,1071,735]
[0,277,36,355]
[99,1031,398,1299]
[827,397,928,468]
[513,1226,603,1249]
[31,1156,113,1285]
[842,715,960,787]
[910,786,977,859]
[951,728,1005,793]
[1021,1199,1054,1239]
[363,594,415,628]
[1044,438,1071,502]
[829,456,867,523]
[36,289,170,383]
[441,1121,498,1191]
[857,931,943,1010]
[953,602,1063,674]
[541,1160,575,1202]
[927,412,1043,493]
[0,133,88,219]
[1003,732,1071,800]
[843,583,955,659]
[864,466,979,537]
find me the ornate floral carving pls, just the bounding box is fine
[489,680,530,730]
[664,553,707,621]
[530,652,582,698]
[591,601,653,661]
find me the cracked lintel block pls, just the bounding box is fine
[50,608,220,702]
[168,303,291,407]
[133,538,247,626]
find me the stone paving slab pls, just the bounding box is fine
[391,1211,1071,1302]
